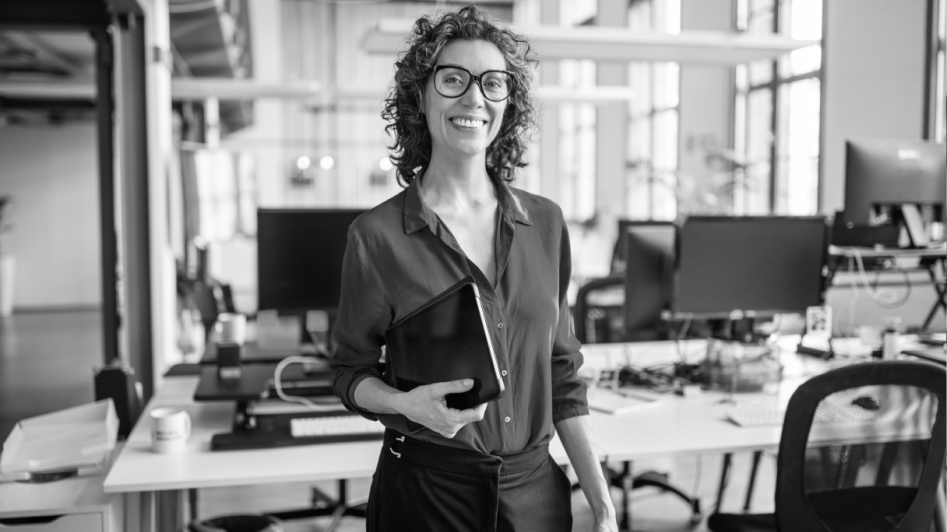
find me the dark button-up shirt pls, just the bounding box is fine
[329,174,588,455]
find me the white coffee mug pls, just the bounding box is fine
[216,312,247,345]
[150,407,191,453]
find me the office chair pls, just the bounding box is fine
[708,360,946,532]
[182,279,236,344]
[574,275,624,343]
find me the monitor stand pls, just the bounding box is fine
[707,317,761,344]
[899,204,929,247]
[872,203,933,248]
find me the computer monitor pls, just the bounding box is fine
[673,216,827,318]
[842,139,946,245]
[622,222,676,340]
[257,208,364,313]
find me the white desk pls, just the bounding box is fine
[828,244,946,330]
[103,374,577,532]
[0,460,123,532]
[105,340,827,532]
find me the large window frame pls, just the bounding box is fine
[931,0,946,142]
[626,0,681,221]
[734,0,822,215]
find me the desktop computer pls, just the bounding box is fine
[673,216,828,339]
[840,139,946,247]
[622,222,676,341]
[257,208,365,314]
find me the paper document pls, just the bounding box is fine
[587,387,659,415]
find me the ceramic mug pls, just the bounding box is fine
[150,407,191,453]
[216,313,247,345]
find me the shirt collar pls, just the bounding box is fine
[402,170,532,235]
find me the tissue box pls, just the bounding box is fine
[0,399,118,474]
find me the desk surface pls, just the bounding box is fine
[829,244,947,258]
[103,375,581,493]
[104,376,384,493]
[106,339,831,495]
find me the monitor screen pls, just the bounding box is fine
[257,209,364,313]
[673,216,827,317]
[623,223,676,338]
[843,139,946,225]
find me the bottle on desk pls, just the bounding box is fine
[881,317,902,360]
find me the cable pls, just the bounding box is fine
[674,316,692,362]
[691,454,702,503]
[850,248,912,309]
[846,255,859,336]
[273,355,327,410]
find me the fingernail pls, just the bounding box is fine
[463,379,472,386]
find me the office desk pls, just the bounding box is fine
[106,339,832,532]
[828,245,947,329]
[103,374,576,532]
[581,341,830,529]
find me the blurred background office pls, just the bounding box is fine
[0,0,944,528]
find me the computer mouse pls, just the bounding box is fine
[851,395,880,410]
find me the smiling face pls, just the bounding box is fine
[423,39,509,162]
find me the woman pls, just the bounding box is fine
[330,6,617,531]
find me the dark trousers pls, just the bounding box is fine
[367,430,573,532]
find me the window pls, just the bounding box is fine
[558,60,598,222]
[933,0,946,142]
[626,0,681,221]
[734,0,822,215]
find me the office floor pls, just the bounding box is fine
[0,310,102,441]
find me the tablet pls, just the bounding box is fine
[384,276,505,410]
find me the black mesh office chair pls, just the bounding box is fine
[709,360,946,532]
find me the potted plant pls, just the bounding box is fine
[0,196,14,317]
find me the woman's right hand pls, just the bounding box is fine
[393,379,487,438]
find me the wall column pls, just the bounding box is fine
[595,0,627,234]
[538,0,560,203]
[678,0,733,213]
[820,0,930,215]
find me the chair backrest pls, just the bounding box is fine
[775,360,946,532]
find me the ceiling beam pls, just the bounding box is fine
[0,80,95,99]
[1,31,84,77]
[170,78,323,99]
[363,20,818,65]
[0,78,637,104]
[0,96,95,111]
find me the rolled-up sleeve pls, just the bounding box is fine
[329,224,390,420]
[551,211,589,424]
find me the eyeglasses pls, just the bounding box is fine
[432,65,515,102]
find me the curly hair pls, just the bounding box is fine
[382,5,539,186]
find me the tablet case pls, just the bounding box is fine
[384,276,505,410]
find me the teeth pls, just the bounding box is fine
[451,118,485,128]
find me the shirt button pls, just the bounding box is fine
[501,370,508,377]
[497,322,504,329]
[505,416,511,423]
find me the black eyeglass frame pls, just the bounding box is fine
[431,65,516,102]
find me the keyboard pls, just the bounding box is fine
[290,414,385,438]
[727,402,880,428]
[726,406,785,427]
[211,413,385,450]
